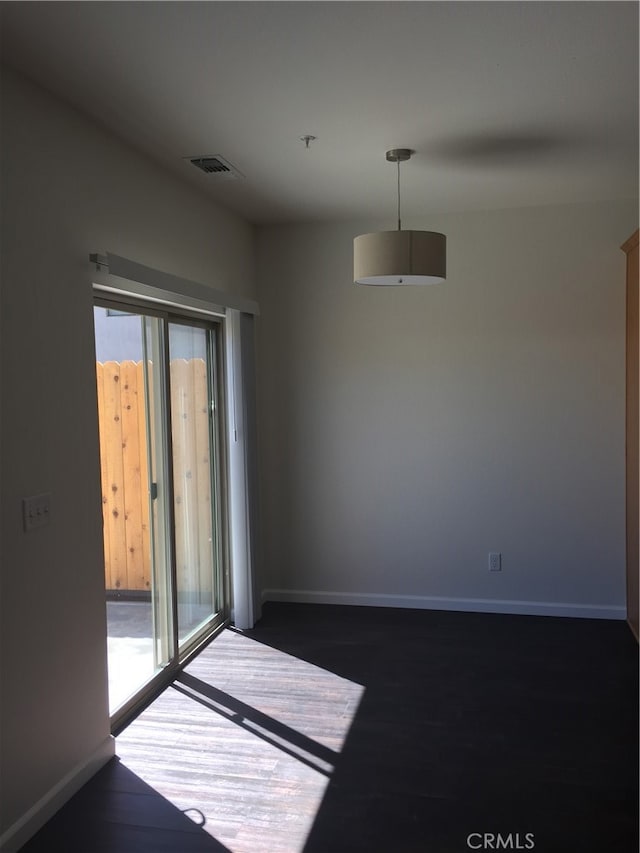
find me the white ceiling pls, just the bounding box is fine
[1,1,638,225]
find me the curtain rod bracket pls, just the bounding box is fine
[89,253,109,271]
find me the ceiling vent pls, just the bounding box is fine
[186,155,244,179]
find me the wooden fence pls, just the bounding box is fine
[168,359,214,601]
[96,359,213,595]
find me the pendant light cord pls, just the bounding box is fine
[397,159,402,231]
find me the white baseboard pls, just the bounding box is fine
[261,588,626,621]
[0,735,116,853]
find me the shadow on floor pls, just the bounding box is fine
[243,603,640,853]
[18,757,230,853]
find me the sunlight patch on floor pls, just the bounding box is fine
[116,629,365,853]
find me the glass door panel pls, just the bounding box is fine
[168,322,220,647]
[94,305,174,715]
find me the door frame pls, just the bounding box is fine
[94,293,231,732]
[623,229,639,642]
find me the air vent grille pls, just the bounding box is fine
[186,155,243,179]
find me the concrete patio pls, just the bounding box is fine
[106,599,212,712]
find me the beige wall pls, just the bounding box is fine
[0,67,255,842]
[255,200,637,616]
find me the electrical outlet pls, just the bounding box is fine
[488,552,502,572]
[23,493,51,532]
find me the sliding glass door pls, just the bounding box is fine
[94,301,227,721]
[168,321,224,649]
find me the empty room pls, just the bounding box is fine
[0,2,638,853]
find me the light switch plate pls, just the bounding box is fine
[23,493,51,531]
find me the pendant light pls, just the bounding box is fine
[354,149,446,286]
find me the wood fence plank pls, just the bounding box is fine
[172,358,201,615]
[137,361,152,592]
[96,362,112,588]
[120,361,146,591]
[145,357,160,595]
[170,359,188,599]
[193,357,214,599]
[103,362,127,591]
[182,358,202,606]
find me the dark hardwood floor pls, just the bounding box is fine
[19,603,639,853]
